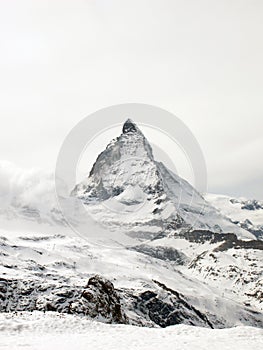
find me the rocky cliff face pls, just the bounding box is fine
[0,275,127,324]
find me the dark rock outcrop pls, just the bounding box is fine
[177,230,263,251]
[130,244,188,264]
[0,275,127,324]
[134,280,214,328]
[69,275,128,324]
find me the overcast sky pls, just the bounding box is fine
[0,0,262,199]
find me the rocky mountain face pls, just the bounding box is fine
[0,274,128,324]
[0,274,215,328]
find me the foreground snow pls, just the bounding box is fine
[0,312,262,350]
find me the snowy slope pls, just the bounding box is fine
[0,223,262,328]
[0,312,262,350]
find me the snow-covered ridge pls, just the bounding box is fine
[206,194,263,240]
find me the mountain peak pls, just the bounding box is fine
[122,119,140,134]
[73,116,255,241]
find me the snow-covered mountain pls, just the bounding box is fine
[0,120,262,331]
[73,119,255,242]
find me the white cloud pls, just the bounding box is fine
[0,161,56,211]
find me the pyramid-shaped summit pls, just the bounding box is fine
[73,119,158,201]
[122,118,140,134]
[73,119,251,239]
